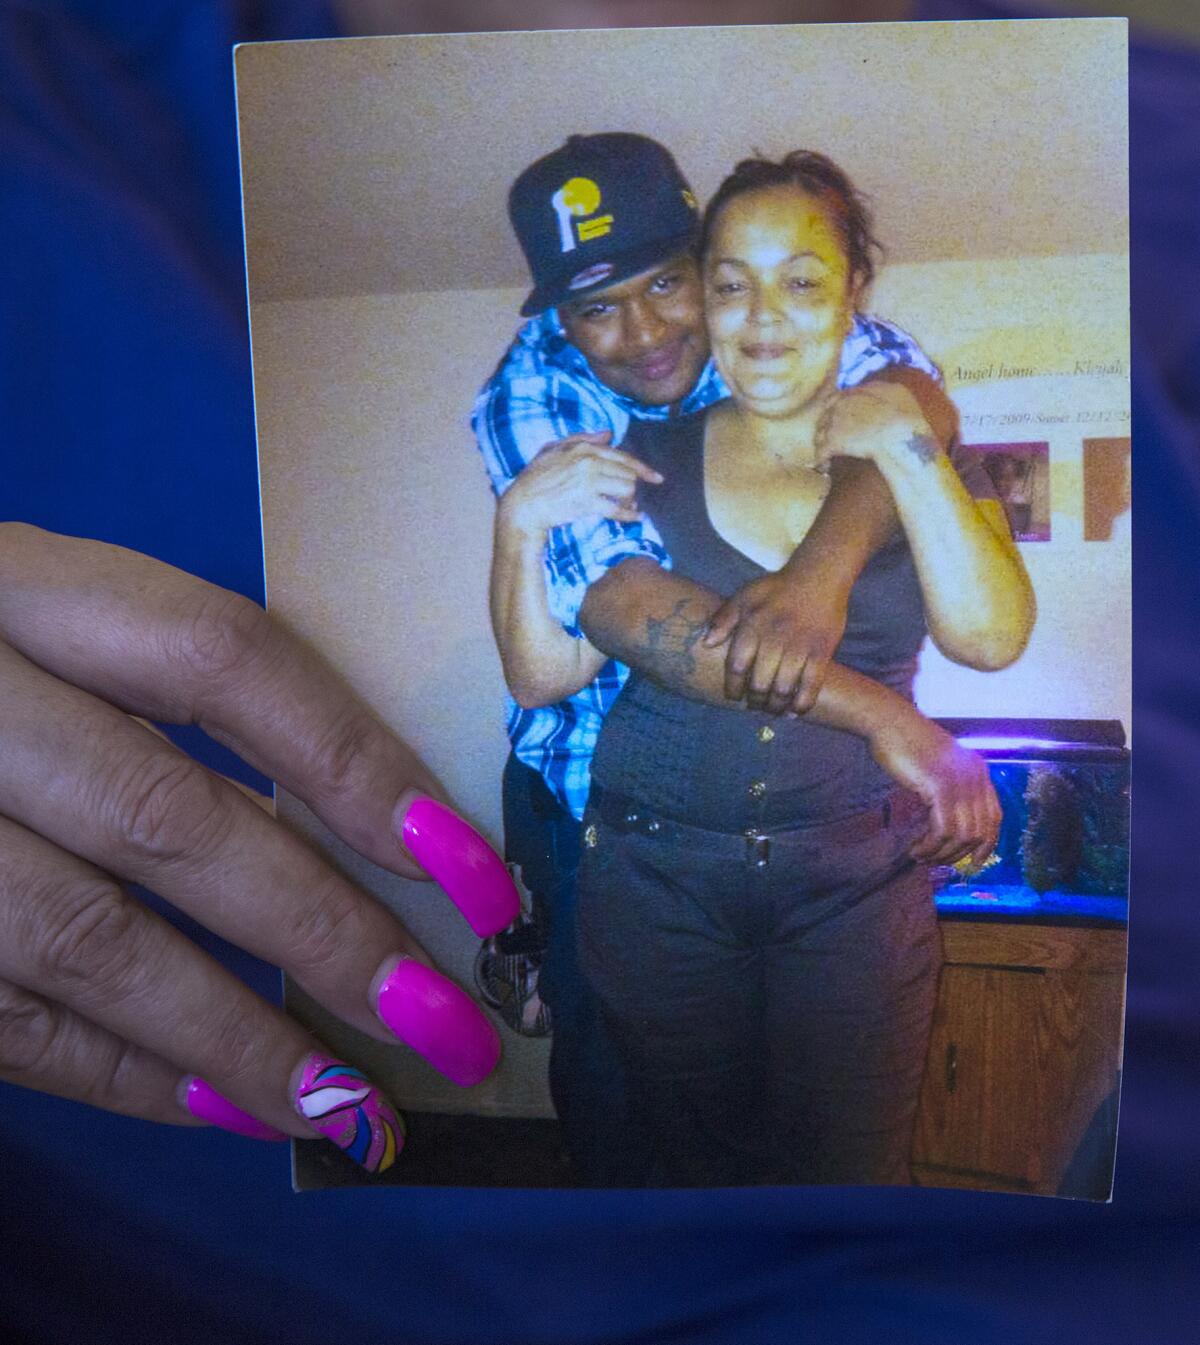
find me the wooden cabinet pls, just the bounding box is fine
[911,919,1126,1196]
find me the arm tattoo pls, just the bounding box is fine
[643,598,709,688]
[904,430,941,464]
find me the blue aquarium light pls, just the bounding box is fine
[957,734,1068,752]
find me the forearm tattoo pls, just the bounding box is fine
[904,430,941,464]
[643,598,709,689]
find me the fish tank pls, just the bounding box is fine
[931,718,1129,926]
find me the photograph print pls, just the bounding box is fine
[235,17,1130,1193]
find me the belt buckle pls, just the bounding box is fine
[744,830,770,868]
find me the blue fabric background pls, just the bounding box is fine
[2,2,1197,1340]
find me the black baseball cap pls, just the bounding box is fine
[508,132,701,317]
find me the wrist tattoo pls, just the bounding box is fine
[904,431,941,464]
[644,598,708,685]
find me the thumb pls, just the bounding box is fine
[701,598,740,648]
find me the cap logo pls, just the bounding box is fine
[566,262,616,291]
[551,176,614,253]
[681,188,698,211]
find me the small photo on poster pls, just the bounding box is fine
[1083,436,1132,541]
[972,441,1052,542]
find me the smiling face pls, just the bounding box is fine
[558,253,709,406]
[703,185,863,420]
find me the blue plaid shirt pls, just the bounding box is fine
[472,307,939,820]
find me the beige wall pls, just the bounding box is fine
[237,19,1127,301]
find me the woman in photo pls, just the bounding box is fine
[493,151,1034,1186]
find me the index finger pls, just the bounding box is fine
[537,429,613,453]
[590,445,664,484]
[0,528,518,927]
[723,623,762,704]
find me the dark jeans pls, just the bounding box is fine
[501,756,629,1184]
[577,786,942,1188]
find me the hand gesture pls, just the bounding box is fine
[813,379,942,476]
[868,708,1002,868]
[497,432,663,539]
[0,526,520,1173]
[702,570,850,714]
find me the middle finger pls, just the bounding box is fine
[767,650,808,716]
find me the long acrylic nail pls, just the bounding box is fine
[291,1053,404,1173]
[395,795,520,936]
[182,1076,288,1141]
[374,955,501,1087]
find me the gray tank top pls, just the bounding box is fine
[590,407,980,831]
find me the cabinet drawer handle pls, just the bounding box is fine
[945,1042,958,1094]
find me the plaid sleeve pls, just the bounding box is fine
[471,356,613,497]
[545,514,672,637]
[839,314,943,389]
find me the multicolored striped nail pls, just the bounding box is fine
[292,1054,404,1174]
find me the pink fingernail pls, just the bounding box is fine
[182,1076,287,1142]
[374,956,501,1088]
[396,796,520,936]
[291,1053,404,1174]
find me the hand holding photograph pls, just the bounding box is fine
[235,16,1129,1192]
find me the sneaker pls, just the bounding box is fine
[473,866,552,1038]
